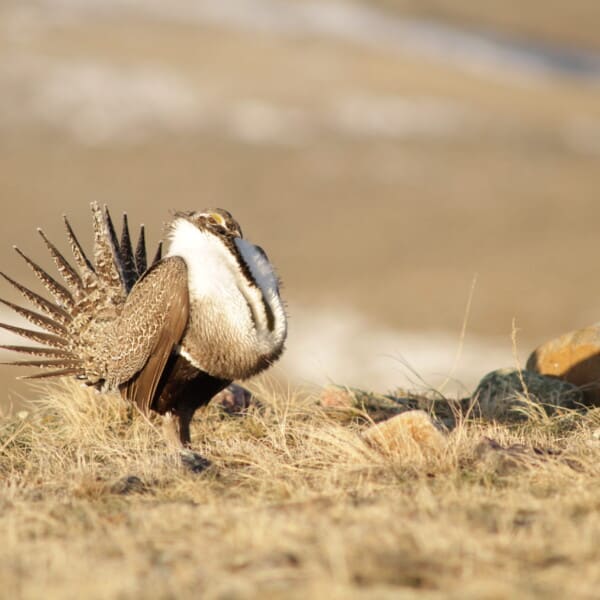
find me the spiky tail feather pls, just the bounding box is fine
[0,203,162,380]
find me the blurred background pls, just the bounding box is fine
[1,0,600,405]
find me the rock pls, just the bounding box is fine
[110,475,147,495]
[320,386,357,410]
[213,384,254,414]
[180,450,212,473]
[362,410,447,457]
[527,326,600,405]
[320,385,451,425]
[473,438,545,476]
[472,368,583,421]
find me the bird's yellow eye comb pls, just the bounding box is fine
[209,212,226,227]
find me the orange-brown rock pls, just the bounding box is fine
[362,410,447,458]
[320,386,357,410]
[527,326,600,405]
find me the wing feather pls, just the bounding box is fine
[109,257,189,413]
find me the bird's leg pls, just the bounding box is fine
[162,412,182,449]
[163,409,211,473]
[176,408,194,447]
[161,409,193,447]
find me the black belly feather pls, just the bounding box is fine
[153,353,231,417]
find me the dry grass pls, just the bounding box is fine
[1,380,600,599]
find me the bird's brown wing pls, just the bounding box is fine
[109,256,190,414]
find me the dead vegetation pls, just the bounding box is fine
[1,379,599,599]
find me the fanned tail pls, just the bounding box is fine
[135,225,147,277]
[0,322,68,348]
[63,215,96,286]
[91,203,122,291]
[103,207,162,292]
[13,247,74,309]
[0,296,68,336]
[117,213,137,292]
[152,241,163,266]
[0,202,163,381]
[0,345,77,359]
[37,228,85,299]
[22,368,85,380]
[104,207,139,293]
[0,272,70,327]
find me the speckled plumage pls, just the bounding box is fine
[0,204,287,445]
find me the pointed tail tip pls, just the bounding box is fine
[18,367,83,380]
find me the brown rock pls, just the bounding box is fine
[527,326,600,405]
[362,410,447,457]
[320,386,357,410]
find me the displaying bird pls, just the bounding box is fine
[0,203,287,452]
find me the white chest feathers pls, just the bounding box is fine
[166,218,287,369]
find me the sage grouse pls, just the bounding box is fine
[0,203,287,446]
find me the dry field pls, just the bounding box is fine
[1,379,600,599]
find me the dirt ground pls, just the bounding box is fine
[1,380,599,599]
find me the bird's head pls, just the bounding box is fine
[173,209,243,240]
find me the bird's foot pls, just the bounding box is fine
[180,449,211,473]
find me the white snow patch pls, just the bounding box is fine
[279,305,513,395]
[31,63,199,144]
[226,100,312,145]
[331,95,467,139]
[0,60,201,144]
